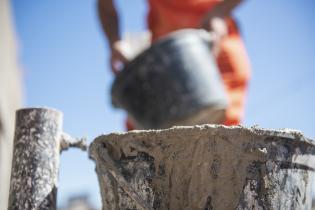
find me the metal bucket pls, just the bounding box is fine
[90,125,315,210]
[111,29,228,129]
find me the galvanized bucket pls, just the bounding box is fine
[90,125,315,210]
[111,29,228,129]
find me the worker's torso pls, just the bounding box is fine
[148,0,223,40]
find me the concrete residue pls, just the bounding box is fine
[60,132,87,151]
[90,125,315,210]
[8,108,62,210]
[8,108,88,210]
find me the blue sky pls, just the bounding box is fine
[11,0,315,208]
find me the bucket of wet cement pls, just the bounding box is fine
[111,29,228,129]
[90,125,315,210]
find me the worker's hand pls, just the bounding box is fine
[110,40,129,74]
[201,14,228,55]
[203,16,227,40]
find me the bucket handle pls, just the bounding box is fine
[98,148,154,210]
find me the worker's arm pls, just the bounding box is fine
[209,0,245,18]
[98,0,128,74]
[202,0,245,29]
[202,0,245,53]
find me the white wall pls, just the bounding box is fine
[0,0,23,209]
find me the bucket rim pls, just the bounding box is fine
[89,124,315,159]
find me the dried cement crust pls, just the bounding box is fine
[8,108,62,210]
[90,125,315,210]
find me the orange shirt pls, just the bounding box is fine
[148,0,223,41]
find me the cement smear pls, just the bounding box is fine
[90,125,315,210]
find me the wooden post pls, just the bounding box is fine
[8,108,86,210]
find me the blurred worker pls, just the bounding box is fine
[98,0,251,129]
